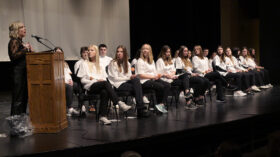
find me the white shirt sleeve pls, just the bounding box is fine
[175,57,184,69]
[156,58,165,74]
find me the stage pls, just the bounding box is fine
[1,87,280,157]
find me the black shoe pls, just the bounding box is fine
[227,84,238,90]
[137,110,150,118]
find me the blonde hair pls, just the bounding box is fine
[88,44,101,73]
[140,44,154,64]
[9,21,23,39]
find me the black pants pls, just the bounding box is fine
[11,64,28,116]
[189,76,210,97]
[117,78,144,110]
[65,84,73,108]
[224,72,242,90]
[171,73,190,91]
[88,81,119,116]
[250,69,264,86]
[204,71,225,100]
[259,69,270,85]
[142,79,170,104]
[241,72,252,90]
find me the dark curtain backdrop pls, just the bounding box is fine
[129,0,221,59]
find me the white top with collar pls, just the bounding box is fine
[108,60,132,88]
[77,61,106,90]
[136,58,157,84]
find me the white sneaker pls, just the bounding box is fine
[143,96,150,104]
[81,105,86,113]
[260,85,269,89]
[99,117,111,125]
[118,101,131,111]
[267,84,273,88]
[190,88,194,94]
[251,85,261,92]
[233,90,247,96]
[68,107,79,115]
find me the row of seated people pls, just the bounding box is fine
[59,43,273,125]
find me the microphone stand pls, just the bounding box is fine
[32,36,55,52]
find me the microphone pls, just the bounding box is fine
[31,34,44,40]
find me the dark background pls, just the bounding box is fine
[1,0,279,91]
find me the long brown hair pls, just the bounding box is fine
[179,46,192,68]
[225,47,234,63]
[158,45,173,66]
[193,45,204,59]
[140,44,154,64]
[114,45,129,73]
[217,46,226,63]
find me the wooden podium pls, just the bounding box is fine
[26,52,68,133]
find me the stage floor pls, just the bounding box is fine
[1,87,280,157]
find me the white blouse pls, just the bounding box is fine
[108,60,132,88]
[192,56,209,76]
[175,57,193,74]
[224,57,237,73]
[136,58,157,84]
[156,58,176,83]
[213,55,228,76]
[239,56,256,69]
[77,61,107,90]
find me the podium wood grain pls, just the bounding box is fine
[26,52,68,133]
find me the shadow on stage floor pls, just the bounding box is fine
[1,87,280,157]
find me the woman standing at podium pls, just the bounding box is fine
[8,22,32,116]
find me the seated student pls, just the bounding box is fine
[54,47,79,116]
[239,47,272,89]
[74,47,88,75]
[232,48,261,92]
[74,47,90,113]
[136,43,170,113]
[108,45,149,118]
[192,45,228,102]
[156,45,192,106]
[214,46,246,96]
[175,46,209,108]
[224,47,259,94]
[130,49,150,104]
[99,44,112,77]
[208,52,217,71]
[248,48,273,88]
[77,44,131,125]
